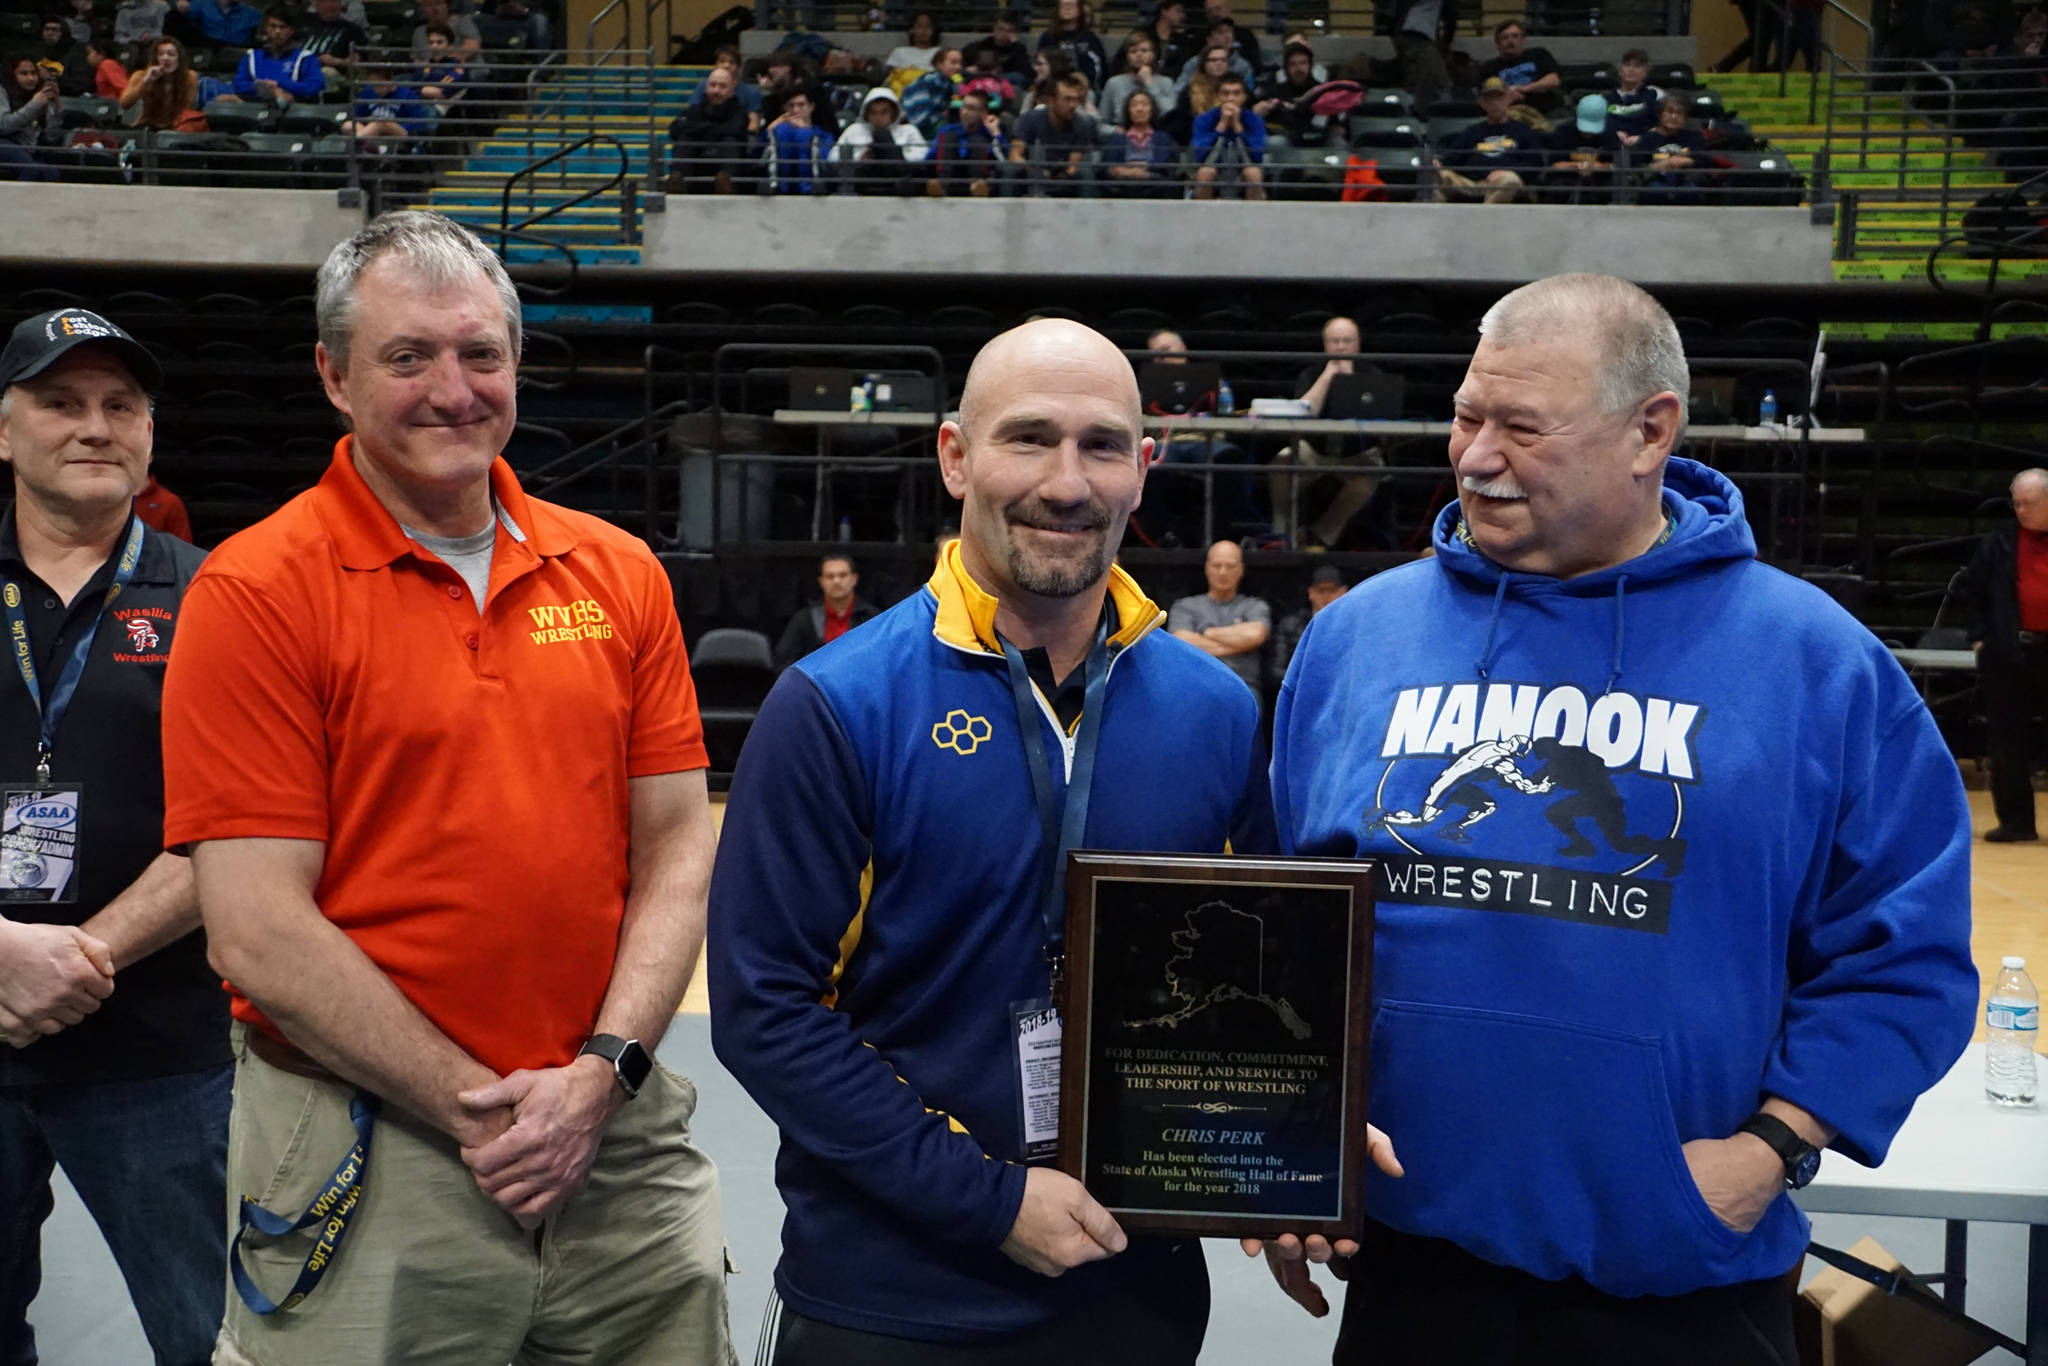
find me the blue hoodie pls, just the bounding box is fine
[1270,459,1976,1298]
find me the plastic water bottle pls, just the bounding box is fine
[837,515,853,543]
[1758,389,1778,428]
[1216,377,1235,415]
[1986,955,2040,1106]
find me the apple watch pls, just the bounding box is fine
[577,1034,652,1099]
[1736,1111,1821,1189]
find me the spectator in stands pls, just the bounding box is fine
[1605,48,1662,142]
[233,8,324,109]
[1170,539,1271,701]
[1039,0,1106,91]
[302,0,367,88]
[85,35,126,95]
[958,41,1019,113]
[1203,0,1261,73]
[1134,0,1197,78]
[60,0,97,42]
[37,16,93,93]
[1102,30,1174,125]
[900,44,961,137]
[1102,86,1177,193]
[1008,70,1095,195]
[413,23,468,106]
[1544,91,1617,201]
[1390,0,1452,109]
[925,85,1007,195]
[1269,564,1346,689]
[1434,76,1542,202]
[1143,328,1248,545]
[1016,46,1084,116]
[1176,35,1251,106]
[172,0,260,50]
[1781,0,1822,70]
[118,33,203,129]
[1638,94,1707,203]
[712,45,761,113]
[1191,71,1265,197]
[113,0,168,46]
[1269,315,1388,548]
[832,85,927,193]
[760,89,834,194]
[341,63,430,138]
[1964,467,2048,842]
[409,0,480,67]
[1477,19,1562,118]
[884,9,941,71]
[761,51,839,134]
[0,56,60,180]
[669,62,753,193]
[774,553,879,670]
[135,472,194,540]
[1254,39,1319,141]
[975,8,1033,81]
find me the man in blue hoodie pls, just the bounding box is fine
[1257,272,1977,1362]
[231,7,324,109]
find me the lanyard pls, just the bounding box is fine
[2,516,145,785]
[229,1092,380,1315]
[999,626,1110,999]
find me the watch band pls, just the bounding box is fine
[1736,1111,1820,1188]
[577,1034,651,1099]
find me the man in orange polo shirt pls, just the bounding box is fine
[159,210,733,1364]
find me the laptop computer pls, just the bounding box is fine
[1138,361,1223,417]
[789,367,856,411]
[1323,371,1407,420]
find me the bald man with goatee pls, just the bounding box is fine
[709,321,1281,1363]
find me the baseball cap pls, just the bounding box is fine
[1575,91,1608,133]
[1309,564,1347,587]
[0,309,162,395]
[1478,76,1510,96]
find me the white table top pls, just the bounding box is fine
[769,411,1866,444]
[1891,648,1979,671]
[1796,1044,2048,1225]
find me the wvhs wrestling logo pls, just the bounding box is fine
[1361,682,1705,935]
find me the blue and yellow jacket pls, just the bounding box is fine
[708,543,1274,1341]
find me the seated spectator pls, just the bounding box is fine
[114,0,169,46]
[1433,76,1543,202]
[832,85,927,193]
[712,45,762,112]
[119,34,204,129]
[884,9,941,72]
[957,42,1018,114]
[1007,71,1095,195]
[1018,48,1098,116]
[171,0,260,49]
[1131,0,1197,78]
[1269,564,1346,690]
[412,23,467,103]
[758,89,834,194]
[1269,315,1388,547]
[408,0,480,71]
[1202,0,1261,72]
[974,8,1033,81]
[1142,328,1249,544]
[1175,28,1253,97]
[1476,19,1563,117]
[63,0,102,43]
[900,45,960,137]
[341,65,430,139]
[1102,30,1175,125]
[1191,72,1265,198]
[925,85,1006,195]
[232,7,323,108]
[760,51,839,134]
[36,16,93,94]
[1638,93,1707,203]
[1038,0,1106,91]
[1605,47,1663,142]
[85,35,126,96]
[1102,87,1177,194]
[302,0,367,90]
[135,474,193,542]
[0,56,60,181]
[774,553,878,671]
[1169,539,1270,703]
[668,61,753,193]
[1544,91,1617,200]
[1253,38,1319,141]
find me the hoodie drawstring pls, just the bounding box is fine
[1474,574,1510,680]
[1603,575,1629,696]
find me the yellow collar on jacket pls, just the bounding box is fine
[926,536,1164,656]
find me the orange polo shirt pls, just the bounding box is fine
[161,438,707,1076]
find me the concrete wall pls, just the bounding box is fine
[645,196,1832,284]
[0,186,364,271]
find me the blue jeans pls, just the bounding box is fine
[1,1064,232,1366]
[0,144,56,183]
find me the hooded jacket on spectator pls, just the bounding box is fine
[760,117,835,193]
[833,86,929,160]
[234,44,325,101]
[1191,103,1266,160]
[899,67,957,137]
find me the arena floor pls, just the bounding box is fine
[26,792,2046,1365]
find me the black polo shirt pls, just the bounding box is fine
[0,508,228,1088]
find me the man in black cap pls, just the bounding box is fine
[1269,563,1346,691]
[0,309,225,1366]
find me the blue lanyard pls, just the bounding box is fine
[2,516,145,784]
[999,626,1110,997]
[229,1092,380,1315]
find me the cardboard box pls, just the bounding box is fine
[1795,1237,2001,1366]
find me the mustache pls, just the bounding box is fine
[1461,474,1527,501]
[1005,498,1112,533]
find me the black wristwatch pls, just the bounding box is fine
[1736,1111,1821,1189]
[578,1034,652,1099]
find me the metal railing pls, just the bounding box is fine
[748,1,1682,37]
